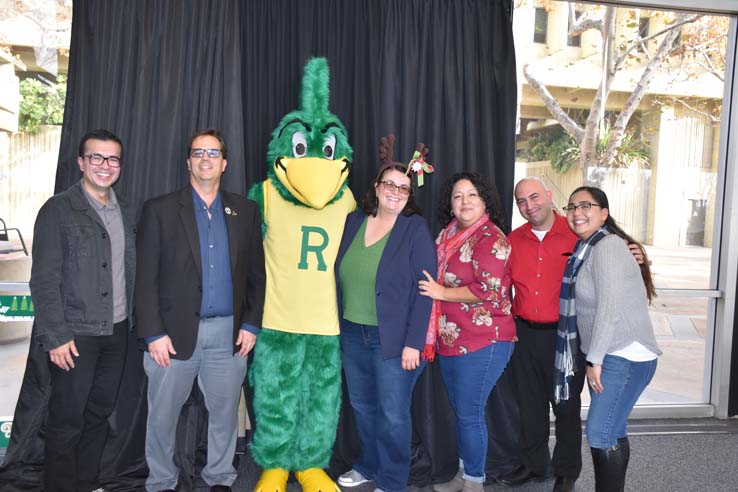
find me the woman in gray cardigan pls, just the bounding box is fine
[560,186,661,492]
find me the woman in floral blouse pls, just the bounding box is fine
[419,172,515,492]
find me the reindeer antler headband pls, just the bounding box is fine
[377,134,434,187]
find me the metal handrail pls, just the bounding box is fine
[0,282,29,291]
[0,218,29,256]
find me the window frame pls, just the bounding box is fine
[571,0,738,419]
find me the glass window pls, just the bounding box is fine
[579,296,712,406]
[513,0,731,406]
[567,9,582,47]
[534,7,548,44]
[639,16,650,38]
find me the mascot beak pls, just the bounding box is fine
[274,156,350,209]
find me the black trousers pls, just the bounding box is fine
[509,318,586,479]
[485,359,522,478]
[44,320,128,492]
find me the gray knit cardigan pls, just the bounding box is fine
[575,234,662,365]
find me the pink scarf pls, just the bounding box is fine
[422,214,489,361]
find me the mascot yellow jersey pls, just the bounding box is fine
[262,179,354,335]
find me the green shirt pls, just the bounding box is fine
[339,218,390,325]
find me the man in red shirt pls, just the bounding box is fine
[499,177,584,492]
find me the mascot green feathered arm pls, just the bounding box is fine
[248,57,355,492]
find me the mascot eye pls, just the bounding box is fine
[292,132,308,158]
[323,134,336,160]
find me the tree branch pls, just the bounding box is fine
[523,64,584,143]
[697,52,725,81]
[654,96,721,123]
[604,15,687,165]
[570,18,602,37]
[580,7,616,174]
[614,15,701,71]
[568,4,602,38]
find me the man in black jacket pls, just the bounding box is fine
[135,128,266,492]
[29,129,136,492]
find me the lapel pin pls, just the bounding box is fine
[225,207,232,215]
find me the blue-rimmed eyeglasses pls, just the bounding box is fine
[380,180,412,196]
[84,153,121,168]
[190,148,222,159]
[563,202,602,212]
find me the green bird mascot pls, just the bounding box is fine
[248,57,355,492]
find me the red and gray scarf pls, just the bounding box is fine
[422,214,489,361]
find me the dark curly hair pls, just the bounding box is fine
[438,172,508,232]
[360,163,423,217]
[569,186,655,303]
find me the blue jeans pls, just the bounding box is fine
[586,355,657,449]
[340,321,426,492]
[439,341,514,483]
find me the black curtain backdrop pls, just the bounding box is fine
[0,1,519,490]
[55,0,248,202]
[239,0,517,233]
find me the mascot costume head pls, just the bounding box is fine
[265,57,352,210]
[248,57,355,492]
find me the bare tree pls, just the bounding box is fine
[524,3,701,181]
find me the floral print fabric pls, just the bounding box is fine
[437,219,516,356]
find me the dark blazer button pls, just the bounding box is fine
[102,262,108,268]
[101,291,108,297]
[195,311,200,317]
[376,291,381,296]
[102,232,107,239]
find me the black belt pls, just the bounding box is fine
[516,317,557,330]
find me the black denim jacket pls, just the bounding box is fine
[29,181,136,350]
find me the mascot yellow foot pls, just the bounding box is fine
[295,468,340,492]
[254,468,289,492]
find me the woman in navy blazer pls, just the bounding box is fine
[334,137,436,492]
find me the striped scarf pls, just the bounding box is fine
[553,226,610,403]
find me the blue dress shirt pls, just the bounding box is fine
[143,188,257,344]
[193,189,234,318]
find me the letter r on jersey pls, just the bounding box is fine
[297,226,328,271]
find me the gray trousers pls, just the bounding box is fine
[143,316,248,491]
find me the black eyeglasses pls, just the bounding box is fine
[190,148,222,159]
[563,202,602,212]
[84,153,121,168]
[380,180,412,196]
